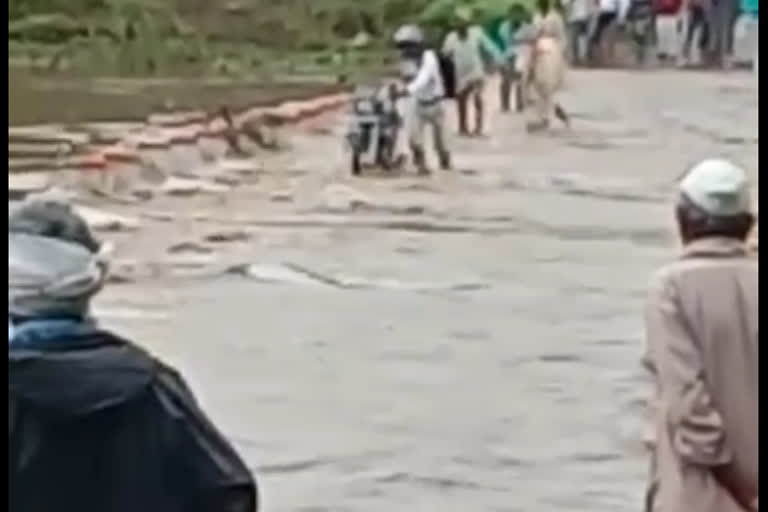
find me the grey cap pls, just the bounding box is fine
[8,199,100,253]
[393,24,425,45]
[679,159,752,217]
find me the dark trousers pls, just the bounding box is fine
[500,60,524,112]
[682,6,710,59]
[588,11,618,63]
[568,19,590,65]
[708,0,739,61]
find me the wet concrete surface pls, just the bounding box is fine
[64,69,756,511]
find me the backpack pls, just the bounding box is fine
[436,52,457,99]
[654,0,683,15]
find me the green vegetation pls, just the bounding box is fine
[8,0,534,77]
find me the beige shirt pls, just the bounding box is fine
[442,26,503,92]
[534,11,568,46]
[643,237,758,512]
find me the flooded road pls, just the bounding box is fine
[82,69,756,511]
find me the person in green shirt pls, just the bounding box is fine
[442,7,504,135]
[498,4,534,112]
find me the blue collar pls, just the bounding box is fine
[8,317,98,349]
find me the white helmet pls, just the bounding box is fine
[393,24,425,45]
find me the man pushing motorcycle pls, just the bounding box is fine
[392,24,452,176]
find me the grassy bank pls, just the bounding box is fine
[9,0,533,124]
[9,0,417,76]
[8,0,536,77]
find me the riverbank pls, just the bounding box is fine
[9,69,352,126]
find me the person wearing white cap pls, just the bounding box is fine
[393,24,452,175]
[642,159,757,512]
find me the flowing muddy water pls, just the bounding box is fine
[29,70,760,511]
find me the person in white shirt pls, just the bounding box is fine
[442,8,503,136]
[654,0,684,63]
[394,24,451,175]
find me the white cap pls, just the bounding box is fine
[679,159,752,217]
[393,25,425,45]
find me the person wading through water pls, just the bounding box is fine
[393,24,452,175]
[525,0,571,131]
[442,7,504,136]
[8,200,258,512]
[642,159,758,512]
[498,4,534,112]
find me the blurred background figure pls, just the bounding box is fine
[707,0,740,67]
[732,0,759,68]
[565,0,595,65]
[527,0,571,131]
[679,0,712,67]
[498,4,533,112]
[625,0,657,66]
[442,7,503,136]
[534,0,570,50]
[588,0,632,65]
[654,0,684,64]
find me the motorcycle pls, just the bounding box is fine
[346,83,404,176]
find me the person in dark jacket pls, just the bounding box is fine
[8,199,258,512]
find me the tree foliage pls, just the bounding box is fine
[9,0,535,46]
[8,0,536,75]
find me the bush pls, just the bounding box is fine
[8,0,536,75]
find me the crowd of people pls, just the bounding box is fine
[390,0,756,174]
[562,0,759,68]
[392,2,570,174]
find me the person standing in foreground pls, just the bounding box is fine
[643,159,758,512]
[394,24,451,175]
[442,8,504,136]
[8,200,258,512]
